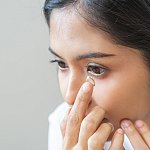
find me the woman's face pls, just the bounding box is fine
[49,9,150,129]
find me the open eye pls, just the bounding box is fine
[50,59,68,70]
[87,63,107,76]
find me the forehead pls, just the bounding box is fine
[49,9,100,43]
[49,9,138,58]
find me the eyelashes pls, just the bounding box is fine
[50,59,108,77]
[50,59,68,70]
[87,63,107,77]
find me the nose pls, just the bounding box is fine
[65,73,85,105]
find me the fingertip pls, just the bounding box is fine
[86,76,95,86]
[116,128,124,135]
[135,120,144,128]
[108,123,114,132]
[82,82,92,93]
[109,128,124,150]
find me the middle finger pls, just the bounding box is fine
[78,106,106,145]
[121,120,149,150]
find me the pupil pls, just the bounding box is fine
[88,66,101,74]
[59,62,65,68]
[93,67,100,74]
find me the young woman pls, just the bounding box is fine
[43,0,150,149]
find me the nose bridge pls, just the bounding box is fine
[65,71,85,105]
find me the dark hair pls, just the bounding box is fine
[43,0,150,68]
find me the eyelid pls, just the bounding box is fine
[50,58,65,63]
[50,58,69,70]
[87,62,108,69]
[50,59,57,63]
[86,62,109,77]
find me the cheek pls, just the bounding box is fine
[92,77,145,120]
[93,80,127,111]
[58,71,68,99]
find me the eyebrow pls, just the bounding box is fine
[48,47,116,60]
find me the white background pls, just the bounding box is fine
[0,0,62,149]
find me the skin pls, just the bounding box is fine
[49,9,150,149]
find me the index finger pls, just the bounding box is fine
[63,77,94,148]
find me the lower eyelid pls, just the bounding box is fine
[87,67,108,76]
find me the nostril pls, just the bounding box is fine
[66,100,73,107]
[65,93,75,105]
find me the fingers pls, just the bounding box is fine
[88,123,113,150]
[121,120,149,150]
[78,106,105,145]
[63,81,94,148]
[60,114,67,138]
[109,128,124,150]
[135,120,150,148]
[60,107,72,138]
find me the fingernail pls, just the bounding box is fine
[86,76,95,86]
[108,123,114,132]
[135,120,144,128]
[121,120,131,129]
[82,82,91,93]
[117,128,124,134]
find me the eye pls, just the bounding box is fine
[87,63,107,77]
[50,59,68,70]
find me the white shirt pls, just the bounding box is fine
[48,102,134,150]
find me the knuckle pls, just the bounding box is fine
[88,137,97,148]
[74,144,84,150]
[94,106,106,115]
[60,116,67,132]
[88,136,102,149]
[81,118,96,131]
[128,125,136,134]
[101,123,112,131]
[77,92,86,103]
[141,125,150,134]
[68,112,80,126]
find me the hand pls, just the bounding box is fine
[61,81,125,150]
[121,119,150,150]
